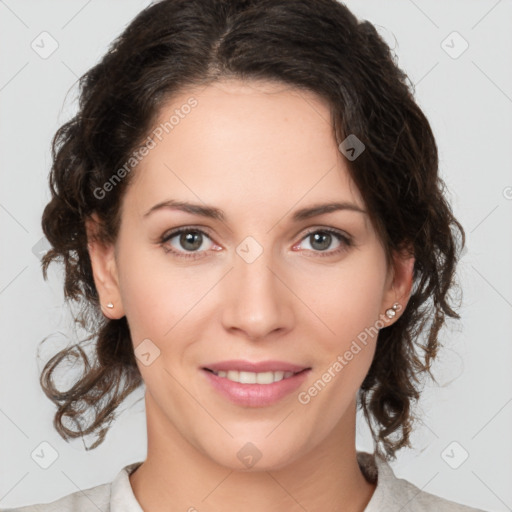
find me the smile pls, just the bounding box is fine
[204,369,301,384]
[202,367,311,407]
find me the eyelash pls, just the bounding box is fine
[159,226,353,260]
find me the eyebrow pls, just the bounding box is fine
[143,199,367,222]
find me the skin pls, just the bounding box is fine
[86,79,414,512]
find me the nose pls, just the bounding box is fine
[221,245,295,341]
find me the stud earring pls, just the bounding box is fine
[385,302,400,319]
[106,302,114,309]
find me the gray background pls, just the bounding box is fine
[1,0,511,510]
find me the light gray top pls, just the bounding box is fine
[3,452,487,511]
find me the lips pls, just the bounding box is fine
[202,365,311,407]
[202,359,310,374]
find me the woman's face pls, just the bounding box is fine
[89,79,412,470]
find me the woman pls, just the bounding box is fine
[8,0,487,510]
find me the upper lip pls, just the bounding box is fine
[203,360,310,373]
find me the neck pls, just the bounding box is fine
[129,393,376,512]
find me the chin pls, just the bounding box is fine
[203,438,306,473]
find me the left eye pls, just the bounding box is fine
[295,229,351,254]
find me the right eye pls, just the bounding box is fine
[160,228,216,259]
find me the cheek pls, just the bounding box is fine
[296,263,384,420]
[116,241,219,348]
[293,251,387,350]
[115,242,180,343]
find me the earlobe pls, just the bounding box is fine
[382,248,415,324]
[85,214,125,319]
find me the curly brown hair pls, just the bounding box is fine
[39,0,465,457]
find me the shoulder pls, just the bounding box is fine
[2,481,111,512]
[3,461,143,512]
[388,472,486,511]
[357,451,488,512]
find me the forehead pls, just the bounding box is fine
[125,78,365,218]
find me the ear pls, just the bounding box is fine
[381,246,415,325]
[85,213,125,319]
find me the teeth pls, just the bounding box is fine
[214,370,296,384]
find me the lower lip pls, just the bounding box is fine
[202,368,310,407]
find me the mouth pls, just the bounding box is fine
[201,366,311,407]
